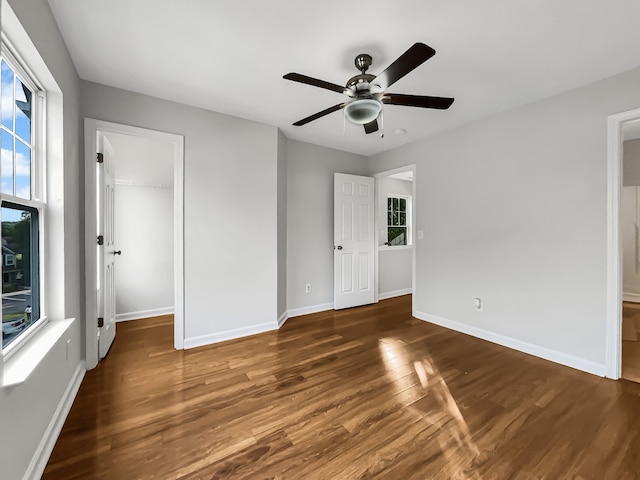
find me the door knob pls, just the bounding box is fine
[336,246,343,250]
[114,250,122,256]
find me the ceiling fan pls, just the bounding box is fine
[283,42,454,135]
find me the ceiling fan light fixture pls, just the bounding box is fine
[344,98,382,125]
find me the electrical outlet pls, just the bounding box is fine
[474,298,483,312]
[305,284,311,294]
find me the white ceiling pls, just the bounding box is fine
[48,0,640,156]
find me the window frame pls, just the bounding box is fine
[0,40,48,359]
[386,194,412,247]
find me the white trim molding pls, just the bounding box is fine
[415,311,606,377]
[605,107,640,379]
[288,302,334,318]
[623,292,640,303]
[379,288,412,300]
[116,307,175,322]
[184,322,279,349]
[277,311,288,328]
[24,362,85,480]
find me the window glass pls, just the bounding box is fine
[1,59,14,130]
[15,138,31,199]
[1,129,13,195]
[387,195,409,246]
[15,77,31,143]
[2,205,38,349]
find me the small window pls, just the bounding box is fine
[387,195,409,246]
[1,50,43,350]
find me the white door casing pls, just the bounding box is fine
[97,132,117,358]
[334,173,375,309]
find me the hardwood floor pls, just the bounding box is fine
[622,302,640,383]
[43,296,640,479]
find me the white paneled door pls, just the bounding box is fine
[97,133,118,358]
[334,173,375,309]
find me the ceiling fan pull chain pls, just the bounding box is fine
[380,110,384,139]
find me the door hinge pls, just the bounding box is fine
[97,235,104,246]
[97,317,104,328]
[97,153,104,163]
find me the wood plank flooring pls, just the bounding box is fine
[43,296,640,479]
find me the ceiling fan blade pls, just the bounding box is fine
[284,73,352,96]
[382,93,454,110]
[363,119,379,134]
[372,43,436,90]
[292,103,347,126]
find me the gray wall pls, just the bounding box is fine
[623,139,640,186]
[277,131,287,320]
[286,138,368,312]
[369,65,640,369]
[81,81,280,344]
[107,133,174,319]
[1,1,83,479]
[377,176,412,297]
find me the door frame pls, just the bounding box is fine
[373,164,417,314]
[606,107,640,379]
[84,118,185,369]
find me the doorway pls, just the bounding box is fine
[84,119,184,369]
[374,165,416,311]
[606,107,640,379]
[619,120,640,382]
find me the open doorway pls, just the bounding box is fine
[84,119,184,369]
[620,120,640,382]
[374,165,416,309]
[104,133,175,322]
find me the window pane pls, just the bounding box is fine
[399,198,406,212]
[15,139,30,199]
[1,60,14,130]
[388,227,407,246]
[2,205,39,349]
[387,197,392,210]
[1,129,13,195]
[393,197,399,211]
[399,212,406,226]
[15,78,31,143]
[387,211,392,226]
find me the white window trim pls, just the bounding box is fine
[0,0,69,388]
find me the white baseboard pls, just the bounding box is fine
[623,292,640,303]
[25,362,85,480]
[379,288,412,300]
[116,307,174,322]
[277,311,288,328]
[414,310,606,377]
[184,321,279,349]
[288,302,334,318]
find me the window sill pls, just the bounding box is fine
[379,245,413,251]
[2,318,75,387]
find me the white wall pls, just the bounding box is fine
[369,65,640,374]
[81,81,280,347]
[286,138,368,314]
[1,1,84,479]
[377,176,412,297]
[106,133,174,320]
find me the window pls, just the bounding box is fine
[387,195,410,246]
[1,47,43,350]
